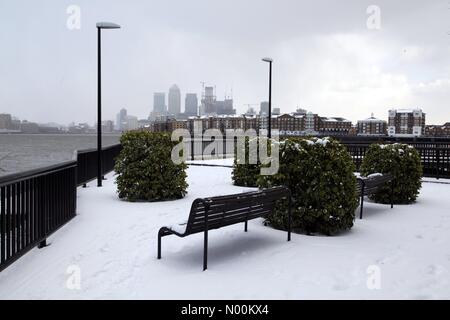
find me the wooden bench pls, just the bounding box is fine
[157,186,291,270]
[357,173,394,219]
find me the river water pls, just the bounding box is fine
[0,134,121,177]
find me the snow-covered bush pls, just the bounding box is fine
[232,137,261,187]
[115,131,188,202]
[259,137,358,236]
[360,143,422,204]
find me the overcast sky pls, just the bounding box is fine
[0,0,449,125]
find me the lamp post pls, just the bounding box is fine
[262,57,273,138]
[96,22,121,187]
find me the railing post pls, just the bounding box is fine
[203,202,209,271]
[223,133,226,159]
[436,148,440,180]
[38,239,47,249]
[191,134,194,161]
[287,193,292,242]
[1,186,5,265]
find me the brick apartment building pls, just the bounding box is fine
[152,119,187,132]
[424,123,450,137]
[151,112,356,137]
[357,115,387,136]
[318,117,353,135]
[388,108,426,137]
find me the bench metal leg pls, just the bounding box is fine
[359,184,365,219]
[157,229,163,259]
[244,220,248,232]
[359,194,364,219]
[203,229,208,271]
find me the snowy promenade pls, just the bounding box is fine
[0,162,449,299]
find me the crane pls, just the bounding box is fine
[244,103,258,115]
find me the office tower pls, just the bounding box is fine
[153,92,166,113]
[168,85,181,116]
[185,93,198,116]
[115,108,127,131]
[260,101,269,116]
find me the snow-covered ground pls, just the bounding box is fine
[0,163,449,299]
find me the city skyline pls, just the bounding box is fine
[1,1,449,125]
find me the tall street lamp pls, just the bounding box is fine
[96,22,121,187]
[262,57,273,138]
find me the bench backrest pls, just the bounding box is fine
[185,186,290,235]
[357,173,393,195]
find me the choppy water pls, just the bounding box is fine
[0,134,121,177]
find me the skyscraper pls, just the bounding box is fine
[115,108,127,131]
[153,93,166,113]
[168,84,181,116]
[260,101,269,116]
[185,93,198,116]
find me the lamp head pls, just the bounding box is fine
[96,22,121,29]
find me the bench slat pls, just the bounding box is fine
[185,187,288,235]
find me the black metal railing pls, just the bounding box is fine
[344,142,450,179]
[0,143,122,273]
[76,144,122,186]
[0,161,77,272]
[186,135,450,179]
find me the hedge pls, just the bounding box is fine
[258,137,358,236]
[231,136,262,187]
[360,143,422,204]
[114,131,188,202]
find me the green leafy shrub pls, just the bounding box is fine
[232,137,261,187]
[258,137,358,236]
[360,143,422,204]
[115,131,188,202]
